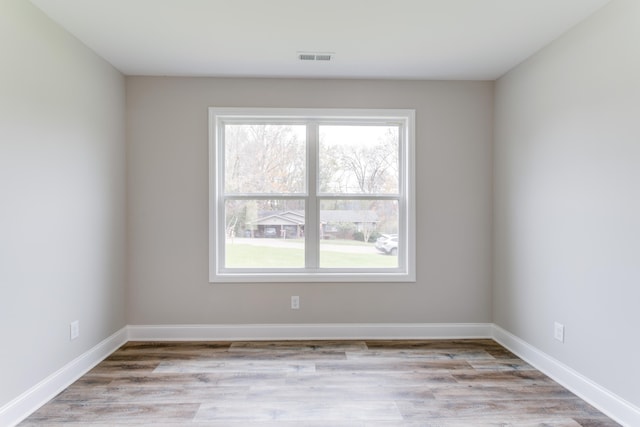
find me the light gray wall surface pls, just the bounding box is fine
[0,0,127,407]
[126,78,494,325]
[494,0,640,408]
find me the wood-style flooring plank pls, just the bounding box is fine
[22,402,200,423]
[153,359,318,374]
[245,385,436,401]
[53,384,250,404]
[194,400,404,422]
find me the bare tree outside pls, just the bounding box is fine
[319,125,399,194]
[225,124,306,194]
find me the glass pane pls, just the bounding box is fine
[319,125,399,194]
[319,199,399,268]
[224,124,306,194]
[224,199,305,268]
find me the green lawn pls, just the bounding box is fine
[226,244,304,268]
[321,251,397,268]
[225,244,397,268]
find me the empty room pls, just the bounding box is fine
[1,0,638,425]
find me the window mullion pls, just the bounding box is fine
[305,123,319,269]
[215,118,227,275]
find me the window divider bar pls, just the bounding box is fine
[305,123,319,269]
[315,194,401,200]
[223,194,308,200]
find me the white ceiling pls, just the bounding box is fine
[30,0,611,80]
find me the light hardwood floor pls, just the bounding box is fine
[21,340,618,426]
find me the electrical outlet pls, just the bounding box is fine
[291,296,300,310]
[70,320,80,340]
[554,322,564,343]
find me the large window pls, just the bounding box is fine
[209,108,415,282]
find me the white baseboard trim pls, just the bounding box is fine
[0,326,128,427]
[492,325,640,427]
[127,322,494,341]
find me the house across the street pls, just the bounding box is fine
[248,210,379,239]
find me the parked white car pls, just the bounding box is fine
[375,234,398,255]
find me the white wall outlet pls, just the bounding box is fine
[291,296,300,310]
[554,321,564,343]
[70,320,80,340]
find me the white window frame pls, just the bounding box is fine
[209,107,416,283]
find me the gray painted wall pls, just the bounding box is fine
[494,0,640,408]
[125,78,494,325]
[0,0,127,407]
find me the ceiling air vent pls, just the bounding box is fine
[298,52,333,62]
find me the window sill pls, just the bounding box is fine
[210,271,416,283]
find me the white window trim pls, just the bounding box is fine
[209,107,416,283]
